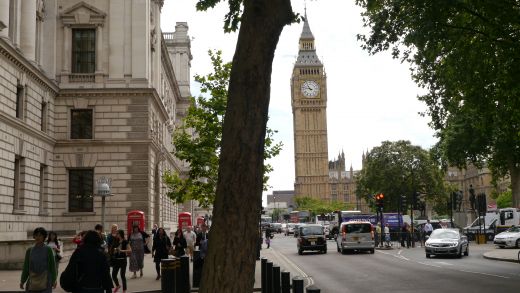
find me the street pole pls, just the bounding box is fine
[101,195,106,230]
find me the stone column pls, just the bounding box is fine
[20,0,36,61]
[95,25,103,83]
[61,25,71,82]
[0,0,9,38]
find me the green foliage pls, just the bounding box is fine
[294,196,354,217]
[163,50,282,207]
[355,140,446,213]
[496,190,513,209]
[355,0,520,201]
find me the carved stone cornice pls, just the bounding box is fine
[0,40,59,93]
[60,1,106,26]
[161,35,185,103]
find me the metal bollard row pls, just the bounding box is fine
[261,257,320,293]
[160,256,190,293]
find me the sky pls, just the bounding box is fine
[161,0,438,204]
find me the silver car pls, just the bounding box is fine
[493,226,520,248]
[425,228,469,258]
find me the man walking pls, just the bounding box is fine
[183,226,196,262]
[423,219,433,242]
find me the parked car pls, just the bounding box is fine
[284,223,296,236]
[425,228,469,258]
[270,223,282,233]
[493,225,520,248]
[336,221,375,254]
[297,224,327,255]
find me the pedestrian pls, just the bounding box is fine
[424,219,433,237]
[375,223,381,247]
[128,225,149,279]
[45,231,62,272]
[183,226,196,261]
[106,224,118,252]
[73,231,86,248]
[111,230,131,293]
[401,223,411,248]
[195,224,209,268]
[264,227,272,249]
[173,228,187,257]
[95,224,107,250]
[151,224,158,239]
[61,230,113,293]
[20,227,57,292]
[151,228,171,280]
[384,224,391,247]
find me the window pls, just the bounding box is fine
[16,83,25,119]
[41,101,48,132]
[71,29,96,73]
[68,169,94,212]
[71,109,93,139]
[13,156,24,211]
[39,164,47,213]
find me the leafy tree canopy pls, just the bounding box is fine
[294,196,354,217]
[496,189,513,208]
[163,50,282,207]
[355,0,520,207]
[355,140,446,213]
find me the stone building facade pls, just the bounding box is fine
[0,0,192,246]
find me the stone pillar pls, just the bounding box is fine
[95,25,103,83]
[20,0,36,61]
[62,25,71,82]
[0,0,9,38]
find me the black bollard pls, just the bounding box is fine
[306,286,320,293]
[192,250,202,288]
[161,258,178,293]
[292,277,304,293]
[272,265,281,293]
[266,261,273,293]
[281,271,291,293]
[179,256,190,293]
[261,258,267,293]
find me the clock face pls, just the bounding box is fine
[301,80,319,97]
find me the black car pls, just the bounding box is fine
[297,224,327,255]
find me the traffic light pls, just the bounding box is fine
[375,193,385,211]
[412,191,419,210]
[400,195,407,212]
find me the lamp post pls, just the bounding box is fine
[96,177,112,230]
[273,195,277,222]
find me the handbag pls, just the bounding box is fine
[29,270,48,291]
[28,247,50,291]
[60,256,79,292]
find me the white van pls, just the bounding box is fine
[336,221,375,254]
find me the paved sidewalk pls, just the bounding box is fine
[482,247,520,263]
[0,245,302,293]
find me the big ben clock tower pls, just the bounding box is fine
[291,12,330,200]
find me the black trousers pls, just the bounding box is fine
[111,258,127,291]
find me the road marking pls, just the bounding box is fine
[417,261,442,268]
[434,261,453,266]
[270,248,315,287]
[457,269,510,279]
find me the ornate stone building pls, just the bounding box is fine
[0,0,192,249]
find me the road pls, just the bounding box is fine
[269,234,520,293]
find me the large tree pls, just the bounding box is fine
[355,1,520,207]
[194,1,296,292]
[163,50,282,207]
[355,140,446,213]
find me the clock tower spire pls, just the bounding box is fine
[291,13,329,200]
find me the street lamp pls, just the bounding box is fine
[96,177,112,230]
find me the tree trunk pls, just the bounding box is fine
[510,165,520,209]
[199,1,294,292]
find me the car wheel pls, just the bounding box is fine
[464,245,469,256]
[516,239,520,249]
[370,249,375,254]
[341,248,346,255]
[498,245,505,249]
[298,249,303,255]
[457,248,462,258]
[426,253,431,258]
[323,249,327,254]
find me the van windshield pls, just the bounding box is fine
[300,226,323,236]
[343,224,371,233]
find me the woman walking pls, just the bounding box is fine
[151,228,171,280]
[128,225,149,279]
[20,227,57,292]
[111,230,131,293]
[45,231,62,272]
[172,229,187,257]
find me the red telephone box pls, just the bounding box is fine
[178,212,192,231]
[196,216,205,227]
[127,210,145,235]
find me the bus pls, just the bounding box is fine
[261,215,272,229]
[290,210,311,223]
